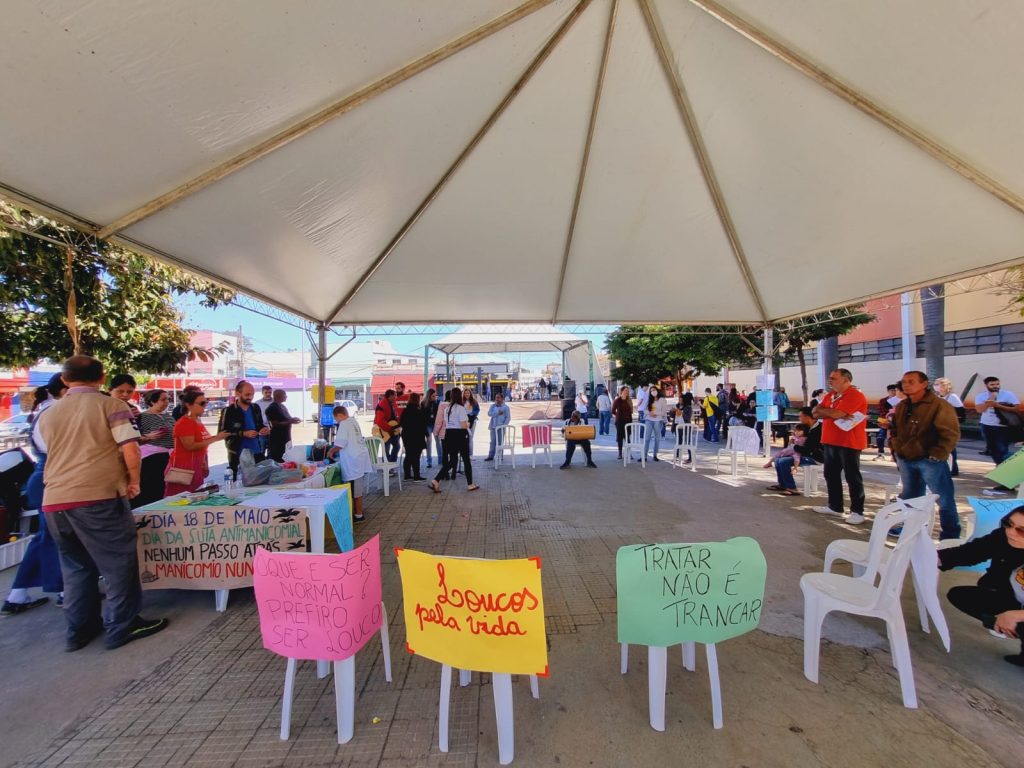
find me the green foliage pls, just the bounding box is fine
[0,204,234,373]
[605,325,760,388]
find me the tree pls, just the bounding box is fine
[920,284,945,381]
[605,325,760,394]
[0,204,234,373]
[774,307,876,403]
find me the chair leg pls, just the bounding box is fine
[280,657,297,740]
[214,588,229,612]
[380,602,393,682]
[529,675,540,699]
[909,567,931,633]
[648,646,668,732]
[334,657,355,744]
[493,672,515,765]
[705,644,723,729]
[438,664,452,753]
[682,642,696,672]
[382,469,390,497]
[620,643,629,674]
[887,610,918,708]
[802,593,824,683]
[459,668,472,687]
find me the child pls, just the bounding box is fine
[763,424,807,468]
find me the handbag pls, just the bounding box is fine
[996,407,1023,431]
[165,465,194,485]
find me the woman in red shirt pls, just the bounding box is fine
[165,390,229,496]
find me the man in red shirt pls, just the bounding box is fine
[394,381,410,417]
[812,368,869,525]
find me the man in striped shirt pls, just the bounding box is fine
[39,356,168,652]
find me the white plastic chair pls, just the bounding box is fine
[625,422,646,467]
[824,495,950,648]
[620,642,723,730]
[524,424,553,468]
[801,504,932,708]
[673,424,699,471]
[438,666,540,765]
[365,436,401,496]
[279,602,393,743]
[494,425,516,469]
[715,426,760,475]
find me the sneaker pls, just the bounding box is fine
[484,457,494,462]
[586,462,597,469]
[105,616,169,650]
[559,464,569,470]
[56,593,65,608]
[813,506,843,517]
[652,456,660,462]
[1,597,49,616]
[353,514,366,523]
[426,463,433,469]
[846,513,866,525]
[887,525,904,539]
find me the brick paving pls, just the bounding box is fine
[9,445,1024,768]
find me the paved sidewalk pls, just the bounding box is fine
[3,435,1023,768]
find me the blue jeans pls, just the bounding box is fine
[775,455,815,490]
[385,434,400,463]
[703,414,719,442]
[599,411,612,435]
[982,424,1013,466]
[898,457,961,540]
[644,420,664,459]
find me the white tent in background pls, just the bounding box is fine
[428,325,607,397]
[1,1,1023,329]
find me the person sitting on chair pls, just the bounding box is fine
[560,411,597,470]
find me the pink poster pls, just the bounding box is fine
[253,535,382,661]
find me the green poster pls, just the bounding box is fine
[616,537,767,646]
[985,447,1024,490]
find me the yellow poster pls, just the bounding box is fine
[396,549,548,676]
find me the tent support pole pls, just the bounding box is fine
[325,0,593,324]
[762,325,774,457]
[318,324,328,440]
[686,0,1024,218]
[423,346,430,395]
[638,0,769,322]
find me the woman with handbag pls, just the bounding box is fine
[429,388,478,493]
[165,390,230,496]
[133,389,175,507]
[612,386,633,460]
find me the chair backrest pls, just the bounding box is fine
[871,506,932,610]
[525,424,551,446]
[365,436,385,465]
[626,422,645,444]
[497,424,516,447]
[677,423,699,448]
[725,426,759,453]
[857,499,912,583]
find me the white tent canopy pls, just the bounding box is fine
[2,0,1023,326]
[430,325,591,355]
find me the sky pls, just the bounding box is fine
[175,295,613,369]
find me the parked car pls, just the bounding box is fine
[337,399,359,416]
[0,413,32,440]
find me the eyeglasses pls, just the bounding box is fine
[1005,522,1024,536]
[196,400,207,407]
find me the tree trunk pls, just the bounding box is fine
[796,343,808,404]
[819,337,838,382]
[920,283,945,381]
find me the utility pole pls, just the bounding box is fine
[237,324,246,378]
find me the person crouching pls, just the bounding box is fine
[560,411,597,469]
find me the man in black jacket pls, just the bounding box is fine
[218,381,269,480]
[767,407,823,496]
